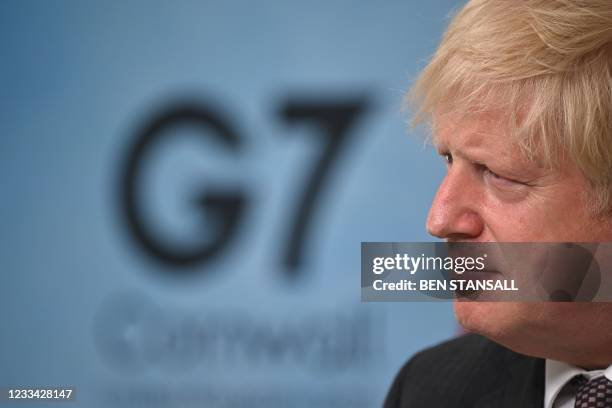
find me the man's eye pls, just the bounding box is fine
[484,168,501,179]
[483,167,518,186]
[442,152,453,165]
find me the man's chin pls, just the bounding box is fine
[453,301,528,343]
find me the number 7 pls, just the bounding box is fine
[279,97,370,275]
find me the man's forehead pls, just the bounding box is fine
[432,113,511,151]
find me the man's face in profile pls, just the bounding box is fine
[427,112,612,364]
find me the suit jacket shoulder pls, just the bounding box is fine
[383,333,544,408]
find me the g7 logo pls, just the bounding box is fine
[119,95,370,277]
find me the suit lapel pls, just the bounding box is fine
[473,352,544,408]
[501,353,545,407]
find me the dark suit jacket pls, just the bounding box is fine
[383,333,544,408]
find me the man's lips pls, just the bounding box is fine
[451,270,504,299]
[454,269,502,280]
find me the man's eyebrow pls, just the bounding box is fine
[432,137,538,171]
[441,148,484,166]
[430,135,446,151]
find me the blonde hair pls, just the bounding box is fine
[409,0,612,213]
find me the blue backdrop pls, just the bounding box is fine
[0,1,462,407]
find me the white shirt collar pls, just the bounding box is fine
[544,359,612,408]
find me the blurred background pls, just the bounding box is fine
[0,1,463,407]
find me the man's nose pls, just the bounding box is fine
[426,168,484,240]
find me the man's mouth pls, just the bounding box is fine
[452,269,503,300]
